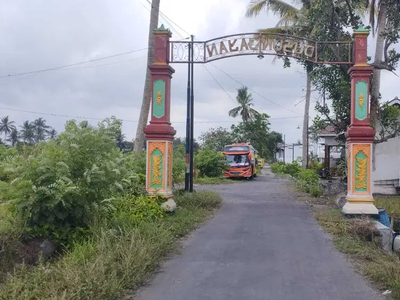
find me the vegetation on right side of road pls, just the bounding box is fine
[315,207,400,298]
[270,161,323,197]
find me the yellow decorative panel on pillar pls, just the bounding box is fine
[351,144,371,196]
[147,141,167,193]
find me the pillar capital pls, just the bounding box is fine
[154,24,172,65]
[353,26,370,66]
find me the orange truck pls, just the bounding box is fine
[223,143,258,180]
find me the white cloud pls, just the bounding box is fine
[0,0,398,147]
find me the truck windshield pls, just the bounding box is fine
[225,154,249,167]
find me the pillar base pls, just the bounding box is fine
[341,201,379,215]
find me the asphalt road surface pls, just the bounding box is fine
[134,167,382,300]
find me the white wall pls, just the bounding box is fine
[276,144,303,163]
[373,136,400,181]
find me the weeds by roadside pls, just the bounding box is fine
[0,191,222,300]
[194,177,234,185]
[270,161,323,197]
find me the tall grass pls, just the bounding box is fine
[0,191,222,300]
[316,209,400,298]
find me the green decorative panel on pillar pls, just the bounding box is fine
[150,149,163,189]
[354,151,367,192]
[153,79,165,119]
[355,81,368,121]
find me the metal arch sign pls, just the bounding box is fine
[169,32,353,65]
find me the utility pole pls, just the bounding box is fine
[189,35,194,192]
[184,37,192,191]
[283,135,286,163]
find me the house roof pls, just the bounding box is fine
[317,125,337,137]
[388,96,400,107]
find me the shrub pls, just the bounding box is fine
[195,149,228,178]
[283,161,302,177]
[309,158,323,173]
[0,118,141,243]
[270,161,285,174]
[296,169,323,197]
[111,196,165,227]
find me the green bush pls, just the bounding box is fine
[283,161,302,177]
[296,169,323,197]
[0,118,142,243]
[270,161,285,174]
[271,161,322,197]
[309,158,323,173]
[195,149,228,178]
[111,196,165,227]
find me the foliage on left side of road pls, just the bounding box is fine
[0,116,223,299]
[0,190,222,300]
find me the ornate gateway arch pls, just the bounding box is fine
[144,25,378,216]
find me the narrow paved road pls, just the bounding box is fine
[135,167,382,300]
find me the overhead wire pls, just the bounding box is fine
[0,48,149,79]
[0,106,302,123]
[209,63,304,116]
[202,65,237,104]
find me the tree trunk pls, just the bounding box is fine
[302,70,312,169]
[370,2,387,170]
[133,0,160,152]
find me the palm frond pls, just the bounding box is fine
[229,106,241,118]
[246,0,298,18]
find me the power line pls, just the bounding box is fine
[0,48,149,79]
[0,106,303,123]
[209,63,303,116]
[202,65,237,104]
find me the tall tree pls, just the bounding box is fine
[133,0,160,152]
[20,120,35,145]
[48,128,58,140]
[0,116,16,139]
[229,86,260,122]
[231,113,272,159]
[246,0,313,168]
[7,128,20,146]
[32,118,50,142]
[199,127,234,151]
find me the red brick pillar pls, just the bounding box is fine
[144,25,176,199]
[342,26,378,215]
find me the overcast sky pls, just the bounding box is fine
[0,0,399,145]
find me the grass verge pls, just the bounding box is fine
[0,191,222,300]
[315,208,400,298]
[194,177,234,185]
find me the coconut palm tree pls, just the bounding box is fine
[133,0,161,152]
[229,87,260,122]
[32,118,50,142]
[0,116,16,139]
[246,0,313,168]
[7,128,20,146]
[20,120,35,145]
[48,128,58,140]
